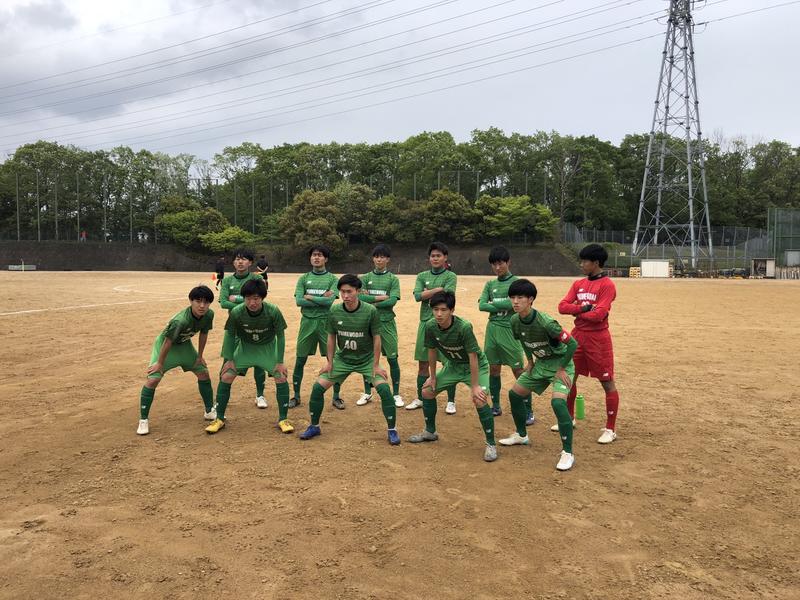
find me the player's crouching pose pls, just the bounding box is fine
[137,285,216,436]
[205,278,292,434]
[408,291,498,462]
[500,279,579,471]
[298,274,400,445]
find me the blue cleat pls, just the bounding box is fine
[387,429,401,446]
[526,411,535,426]
[491,406,502,417]
[299,424,321,440]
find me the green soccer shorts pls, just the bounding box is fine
[220,328,236,360]
[515,361,575,396]
[148,336,207,379]
[484,322,525,369]
[379,319,398,359]
[228,340,279,377]
[430,358,490,395]
[296,316,329,357]
[319,355,387,386]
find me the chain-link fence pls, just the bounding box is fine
[768,207,800,266]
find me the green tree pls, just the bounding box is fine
[531,204,558,242]
[420,189,482,242]
[475,194,533,238]
[200,226,256,253]
[279,189,345,252]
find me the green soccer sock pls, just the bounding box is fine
[422,398,438,433]
[215,381,232,421]
[197,380,214,412]
[139,386,155,419]
[292,356,308,399]
[416,375,427,401]
[476,404,495,445]
[254,367,266,397]
[447,386,455,404]
[526,393,533,412]
[363,378,372,395]
[489,375,502,409]
[276,381,290,421]
[310,383,325,426]
[509,389,529,437]
[388,357,401,396]
[333,382,341,400]
[552,397,573,453]
[376,383,396,429]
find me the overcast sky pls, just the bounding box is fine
[0,0,798,161]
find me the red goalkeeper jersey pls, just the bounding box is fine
[558,273,616,332]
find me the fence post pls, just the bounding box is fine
[36,170,41,242]
[129,186,133,244]
[15,171,20,241]
[76,172,80,241]
[251,178,255,233]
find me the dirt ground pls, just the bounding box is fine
[0,271,798,600]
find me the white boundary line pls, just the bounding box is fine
[0,297,182,317]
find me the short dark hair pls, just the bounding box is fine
[189,285,214,303]
[241,278,267,298]
[429,290,455,310]
[372,243,391,257]
[428,241,449,256]
[488,245,510,264]
[579,243,608,267]
[232,248,255,262]
[308,244,331,259]
[508,278,537,300]
[337,273,362,290]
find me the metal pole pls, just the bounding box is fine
[103,176,108,242]
[129,186,133,243]
[36,170,41,242]
[15,172,20,241]
[54,174,59,241]
[233,179,238,226]
[251,178,255,233]
[76,172,80,241]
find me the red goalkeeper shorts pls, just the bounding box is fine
[571,328,615,381]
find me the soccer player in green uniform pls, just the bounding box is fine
[478,246,534,423]
[137,285,216,436]
[408,291,498,462]
[499,279,579,471]
[298,274,400,445]
[356,244,405,408]
[219,248,269,409]
[290,245,343,409]
[205,278,292,434]
[406,242,458,414]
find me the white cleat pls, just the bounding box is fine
[597,428,617,444]
[551,419,577,432]
[137,419,150,435]
[393,394,405,408]
[498,432,530,446]
[204,407,217,421]
[255,395,267,409]
[556,451,575,471]
[445,401,457,415]
[356,393,372,406]
[405,398,423,410]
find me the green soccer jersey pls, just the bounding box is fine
[413,268,458,321]
[295,270,339,319]
[326,301,381,364]
[160,307,214,344]
[424,315,485,365]
[227,301,286,345]
[478,273,518,327]
[359,270,400,322]
[510,309,569,363]
[219,272,263,312]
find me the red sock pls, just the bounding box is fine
[567,384,577,419]
[605,390,619,430]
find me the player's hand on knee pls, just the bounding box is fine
[373,364,387,381]
[147,362,162,375]
[318,361,332,375]
[555,368,572,390]
[274,363,288,378]
[472,385,488,407]
[193,356,207,368]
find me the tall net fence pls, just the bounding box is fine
[768,208,800,266]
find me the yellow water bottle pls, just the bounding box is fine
[576,394,585,420]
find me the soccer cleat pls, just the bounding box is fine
[332,397,345,410]
[277,419,294,434]
[136,419,149,435]
[299,424,321,440]
[445,401,456,415]
[491,405,502,417]
[405,398,423,410]
[255,395,267,409]
[408,430,439,443]
[483,444,498,462]
[551,419,577,432]
[204,407,217,421]
[288,397,301,408]
[356,393,372,406]
[498,432,530,446]
[205,418,226,434]
[556,451,575,471]
[597,428,617,444]
[393,394,405,408]
[526,411,535,426]
[387,429,401,446]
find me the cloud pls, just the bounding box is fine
[10,0,77,31]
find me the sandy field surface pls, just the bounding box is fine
[0,271,798,600]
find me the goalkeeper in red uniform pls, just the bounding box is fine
[557,244,620,444]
